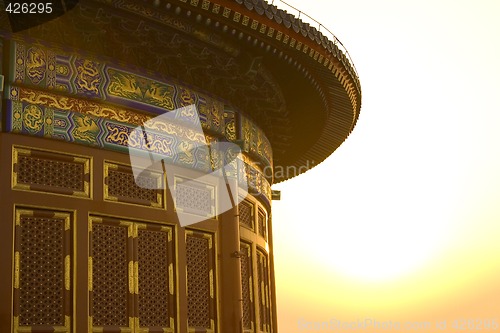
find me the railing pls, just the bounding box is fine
[271,0,359,80]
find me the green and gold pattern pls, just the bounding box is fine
[240,114,272,167]
[223,110,237,142]
[8,40,272,167]
[8,100,199,166]
[6,40,273,206]
[13,87,159,127]
[10,41,226,136]
[106,68,175,110]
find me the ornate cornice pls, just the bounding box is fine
[0,0,362,182]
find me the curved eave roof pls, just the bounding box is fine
[218,0,362,182]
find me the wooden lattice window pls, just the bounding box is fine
[239,200,254,230]
[257,208,267,240]
[13,208,72,333]
[175,176,215,218]
[89,217,134,331]
[13,146,91,197]
[89,216,176,333]
[137,224,176,331]
[257,249,272,333]
[186,230,216,332]
[240,242,255,332]
[104,161,164,208]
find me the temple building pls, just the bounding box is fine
[0,0,361,332]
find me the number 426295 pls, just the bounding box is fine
[5,2,53,14]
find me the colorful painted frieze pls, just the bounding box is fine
[5,99,272,204]
[9,41,226,136]
[240,113,273,168]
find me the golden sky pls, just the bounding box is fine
[272,1,500,332]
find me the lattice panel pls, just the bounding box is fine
[257,250,271,333]
[13,147,90,197]
[175,178,215,217]
[239,200,254,230]
[105,162,163,207]
[258,209,267,239]
[186,231,215,330]
[91,221,131,328]
[137,227,173,328]
[240,242,254,331]
[14,209,72,332]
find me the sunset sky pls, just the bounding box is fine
[271,1,500,332]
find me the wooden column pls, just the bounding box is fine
[218,178,244,333]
